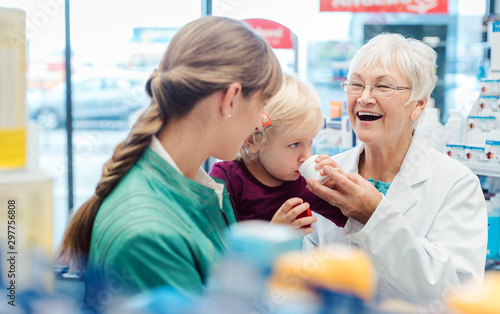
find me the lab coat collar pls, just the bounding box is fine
[348,137,431,215]
[347,138,431,185]
[399,137,431,186]
[386,138,431,215]
[344,144,364,174]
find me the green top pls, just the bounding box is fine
[368,178,392,195]
[84,148,236,310]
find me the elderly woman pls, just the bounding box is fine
[304,33,487,305]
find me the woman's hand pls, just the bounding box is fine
[270,197,317,234]
[314,154,346,191]
[306,165,382,225]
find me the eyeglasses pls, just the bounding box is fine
[341,81,412,97]
[261,111,272,127]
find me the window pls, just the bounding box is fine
[1,0,201,249]
[1,0,490,249]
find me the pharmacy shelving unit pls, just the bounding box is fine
[462,161,500,177]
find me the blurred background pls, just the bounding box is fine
[0,0,494,253]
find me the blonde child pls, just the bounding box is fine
[209,74,347,234]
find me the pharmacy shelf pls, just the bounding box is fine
[461,161,500,177]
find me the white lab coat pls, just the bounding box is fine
[304,137,487,305]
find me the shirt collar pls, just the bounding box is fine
[149,135,225,207]
[149,135,183,174]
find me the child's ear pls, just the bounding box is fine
[244,136,259,154]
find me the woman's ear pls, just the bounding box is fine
[244,136,259,154]
[220,82,242,118]
[410,98,427,122]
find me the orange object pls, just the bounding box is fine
[447,271,500,314]
[261,110,272,127]
[270,246,376,302]
[329,101,342,120]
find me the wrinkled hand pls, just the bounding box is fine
[314,154,346,191]
[270,197,317,234]
[306,164,382,225]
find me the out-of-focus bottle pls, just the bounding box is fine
[443,109,465,146]
[197,221,304,314]
[0,7,26,169]
[415,107,445,152]
[313,121,342,156]
[446,271,500,314]
[269,244,377,313]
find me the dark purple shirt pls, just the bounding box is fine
[209,159,347,227]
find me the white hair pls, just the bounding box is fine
[347,33,437,103]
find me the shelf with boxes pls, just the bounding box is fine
[461,159,500,177]
[456,79,500,266]
[444,78,500,177]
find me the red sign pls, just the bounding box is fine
[243,19,294,49]
[320,0,448,14]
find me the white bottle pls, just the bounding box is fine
[443,109,464,146]
[416,107,445,152]
[341,115,353,149]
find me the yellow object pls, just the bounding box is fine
[0,8,26,169]
[0,128,26,168]
[270,245,376,302]
[447,271,500,314]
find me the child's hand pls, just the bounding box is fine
[270,198,317,234]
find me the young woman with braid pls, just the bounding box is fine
[57,16,282,309]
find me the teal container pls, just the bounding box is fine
[487,209,500,259]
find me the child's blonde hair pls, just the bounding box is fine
[240,74,324,160]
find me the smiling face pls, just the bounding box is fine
[346,66,424,149]
[252,125,318,186]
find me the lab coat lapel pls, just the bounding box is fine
[385,172,417,215]
[345,144,364,174]
[386,138,431,215]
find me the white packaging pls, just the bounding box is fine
[313,120,342,156]
[299,155,328,184]
[480,79,500,96]
[445,143,465,160]
[415,107,445,152]
[467,116,496,132]
[485,140,500,163]
[465,145,486,162]
[478,95,499,112]
[443,109,464,146]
